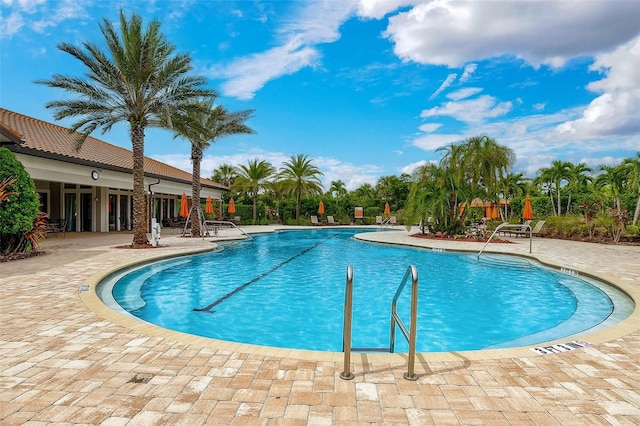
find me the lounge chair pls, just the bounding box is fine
[311,215,320,226]
[498,220,531,237]
[376,216,383,225]
[389,216,397,226]
[511,220,546,238]
[327,216,339,225]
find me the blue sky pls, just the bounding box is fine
[1,0,639,190]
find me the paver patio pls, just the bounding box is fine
[1,227,638,425]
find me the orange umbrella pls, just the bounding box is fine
[384,202,390,215]
[523,194,533,220]
[228,198,236,214]
[205,196,213,215]
[179,193,189,218]
[318,200,325,215]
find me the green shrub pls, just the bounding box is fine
[0,147,41,254]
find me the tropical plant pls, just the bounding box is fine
[172,97,255,236]
[277,154,324,220]
[537,160,572,215]
[0,147,41,255]
[564,162,592,215]
[622,153,640,226]
[596,165,626,214]
[233,159,275,222]
[212,163,240,188]
[36,10,213,247]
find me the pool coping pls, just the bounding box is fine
[79,227,639,366]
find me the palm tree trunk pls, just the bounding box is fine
[253,193,258,223]
[296,192,301,220]
[633,194,640,226]
[131,125,148,246]
[191,144,202,238]
[556,180,562,215]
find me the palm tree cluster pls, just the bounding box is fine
[405,135,516,232]
[535,153,640,228]
[37,10,254,244]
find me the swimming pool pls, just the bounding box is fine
[105,229,633,353]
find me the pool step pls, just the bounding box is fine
[477,255,532,270]
[350,347,390,353]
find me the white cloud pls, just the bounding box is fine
[420,95,512,124]
[0,0,86,38]
[447,87,482,101]
[210,1,358,99]
[400,159,435,175]
[356,0,413,19]
[154,149,379,192]
[412,133,464,151]
[555,35,640,139]
[459,63,477,82]
[211,43,321,100]
[429,73,456,99]
[418,123,442,133]
[382,1,640,68]
[533,102,546,112]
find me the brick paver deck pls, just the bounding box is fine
[1,227,638,425]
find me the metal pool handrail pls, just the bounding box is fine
[340,265,419,381]
[389,265,419,381]
[202,220,253,241]
[340,265,355,380]
[477,223,532,258]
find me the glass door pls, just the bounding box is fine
[64,193,77,231]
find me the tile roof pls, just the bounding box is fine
[0,108,227,190]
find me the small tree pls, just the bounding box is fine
[0,147,41,254]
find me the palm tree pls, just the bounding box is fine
[596,165,627,215]
[622,153,640,226]
[212,163,239,188]
[537,160,572,215]
[329,180,347,199]
[36,10,212,246]
[277,154,324,220]
[500,172,528,218]
[233,159,275,223]
[461,135,515,200]
[565,162,592,215]
[172,97,255,236]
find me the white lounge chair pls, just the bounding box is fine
[311,216,320,226]
[327,216,339,225]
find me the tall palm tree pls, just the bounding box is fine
[622,153,640,226]
[277,154,324,220]
[500,172,528,218]
[329,180,347,199]
[565,162,592,215]
[537,160,572,215]
[173,97,255,236]
[233,159,275,223]
[212,163,239,188]
[460,135,515,200]
[596,165,627,215]
[36,10,212,246]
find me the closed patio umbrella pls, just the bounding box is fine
[228,198,236,214]
[523,194,533,221]
[318,200,325,215]
[384,202,390,215]
[205,196,213,215]
[179,193,188,218]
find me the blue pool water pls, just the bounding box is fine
[108,229,633,352]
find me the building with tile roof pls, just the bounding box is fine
[0,108,227,232]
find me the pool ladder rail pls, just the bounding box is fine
[340,265,419,381]
[202,220,253,241]
[477,222,532,258]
